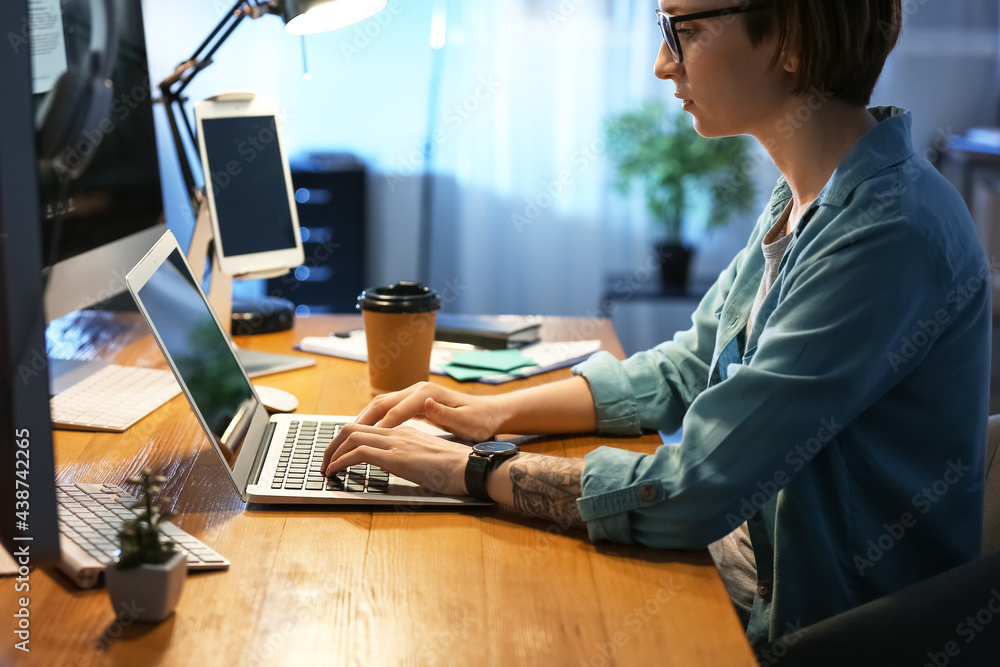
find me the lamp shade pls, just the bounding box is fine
[282,0,387,35]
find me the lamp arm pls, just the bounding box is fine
[156,0,280,205]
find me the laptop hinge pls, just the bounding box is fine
[250,421,276,487]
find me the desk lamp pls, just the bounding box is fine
[156,0,385,375]
[160,0,386,203]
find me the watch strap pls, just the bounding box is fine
[464,452,492,501]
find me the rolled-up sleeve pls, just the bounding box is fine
[577,446,665,543]
[575,217,965,549]
[570,351,642,435]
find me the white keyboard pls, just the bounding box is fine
[56,483,229,589]
[50,364,181,432]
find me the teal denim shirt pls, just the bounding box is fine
[572,108,990,650]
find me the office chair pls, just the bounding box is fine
[984,414,1000,554]
[763,416,1000,666]
[35,0,118,179]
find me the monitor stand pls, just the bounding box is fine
[187,202,313,377]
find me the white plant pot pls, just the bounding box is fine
[105,550,187,623]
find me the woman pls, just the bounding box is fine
[323,0,989,651]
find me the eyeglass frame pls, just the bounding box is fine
[655,2,773,64]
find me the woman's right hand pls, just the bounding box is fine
[353,382,508,443]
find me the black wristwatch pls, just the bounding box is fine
[464,441,520,501]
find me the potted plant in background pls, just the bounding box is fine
[605,100,756,290]
[105,468,187,622]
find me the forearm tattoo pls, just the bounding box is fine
[509,454,585,530]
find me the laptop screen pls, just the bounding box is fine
[136,248,257,468]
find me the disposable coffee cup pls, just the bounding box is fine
[357,282,441,394]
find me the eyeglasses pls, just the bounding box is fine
[655,2,772,64]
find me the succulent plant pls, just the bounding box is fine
[115,468,176,569]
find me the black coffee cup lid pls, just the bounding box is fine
[357,281,441,314]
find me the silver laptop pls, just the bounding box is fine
[126,231,485,506]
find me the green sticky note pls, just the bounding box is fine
[448,349,534,372]
[441,363,491,382]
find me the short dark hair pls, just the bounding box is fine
[743,1,902,106]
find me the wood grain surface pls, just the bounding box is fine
[1,312,756,666]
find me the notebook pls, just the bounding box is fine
[125,231,487,507]
[434,314,542,349]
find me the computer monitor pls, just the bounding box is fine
[1,0,60,564]
[33,0,166,322]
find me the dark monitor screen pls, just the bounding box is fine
[1,0,60,565]
[32,0,164,274]
[201,115,298,257]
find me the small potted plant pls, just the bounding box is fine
[605,100,756,289]
[105,468,187,622]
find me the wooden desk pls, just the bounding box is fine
[3,313,756,666]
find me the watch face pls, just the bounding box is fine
[473,441,518,455]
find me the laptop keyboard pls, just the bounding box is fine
[270,420,390,494]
